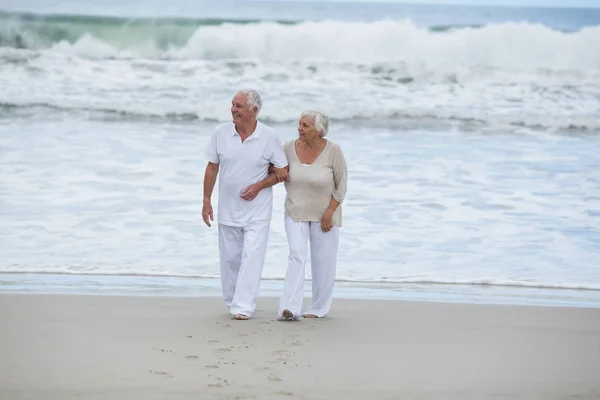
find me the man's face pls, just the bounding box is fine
[231,93,256,124]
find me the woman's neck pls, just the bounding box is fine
[302,137,325,149]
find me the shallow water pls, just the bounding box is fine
[1,118,598,293]
[1,0,599,305]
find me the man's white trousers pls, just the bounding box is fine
[278,216,339,319]
[218,220,270,317]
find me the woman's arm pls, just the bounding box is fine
[321,144,348,232]
[331,144,348,205]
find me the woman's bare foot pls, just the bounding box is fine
[233,314,249,320]
[282,309,295,321]
[302,314,319,318]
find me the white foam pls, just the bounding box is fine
[2,20,599,131]
[1,53,598,131]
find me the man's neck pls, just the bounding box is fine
[235,119,258,138]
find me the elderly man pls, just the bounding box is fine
[202,89,288,320]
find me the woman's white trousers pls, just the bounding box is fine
[278,216,340,319]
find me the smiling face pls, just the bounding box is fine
[231,93,257,125]
[297,116,321,142]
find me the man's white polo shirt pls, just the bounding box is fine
[205,121,288,227]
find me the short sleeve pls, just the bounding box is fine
[268,133,288,169]
[204,128,219,164]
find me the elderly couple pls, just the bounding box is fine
[202,89,348,321]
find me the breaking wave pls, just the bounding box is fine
[0,12,598,69]
[1,12,599,132]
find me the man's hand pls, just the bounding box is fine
[202,201,214,227]
[269,165,289,183]
[321,210,334,233]
[241,184,261,201]
[202,162,219,227]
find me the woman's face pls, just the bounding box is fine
[297,116,320,142]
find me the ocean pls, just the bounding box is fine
[1,0,599,307]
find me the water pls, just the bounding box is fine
[1,0,599,306]
[1,5,600,131]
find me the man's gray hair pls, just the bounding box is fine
[236,89,262,115]
[301,109,329,137]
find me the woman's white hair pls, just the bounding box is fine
[236,89,262,115]
[301,109,329,137]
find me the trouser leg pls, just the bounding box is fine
[278,216,310,320]
[229,219,271,317]
[218,224,244,308]
[305,222,340,318]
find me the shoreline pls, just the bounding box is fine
[1,272,599,309]
[1,294,599,400]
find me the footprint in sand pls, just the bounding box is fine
[267,374,283,382]
[150,370,171,377]
[270,349,292,364]
[220,378,230,386]
[152,348,174,354]
[208,377,230,388]
[214,348,231,353]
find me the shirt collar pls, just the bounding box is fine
[232,121,262,140]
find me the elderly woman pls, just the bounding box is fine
[277,110,348,321]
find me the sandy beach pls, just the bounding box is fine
[0,294,599,400]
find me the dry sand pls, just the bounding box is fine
[1,294,599,400]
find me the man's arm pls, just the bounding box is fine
[240,135,289,201]
[257,172,279,190]
[240,163,288,201]
[240,170,281,201]
[269,134,289,182]
[268,163,289,183]
[202,162,219,226]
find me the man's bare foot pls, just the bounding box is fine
[233,314,249,320]
[302,314,319,318]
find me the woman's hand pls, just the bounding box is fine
[321,210,334,232]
